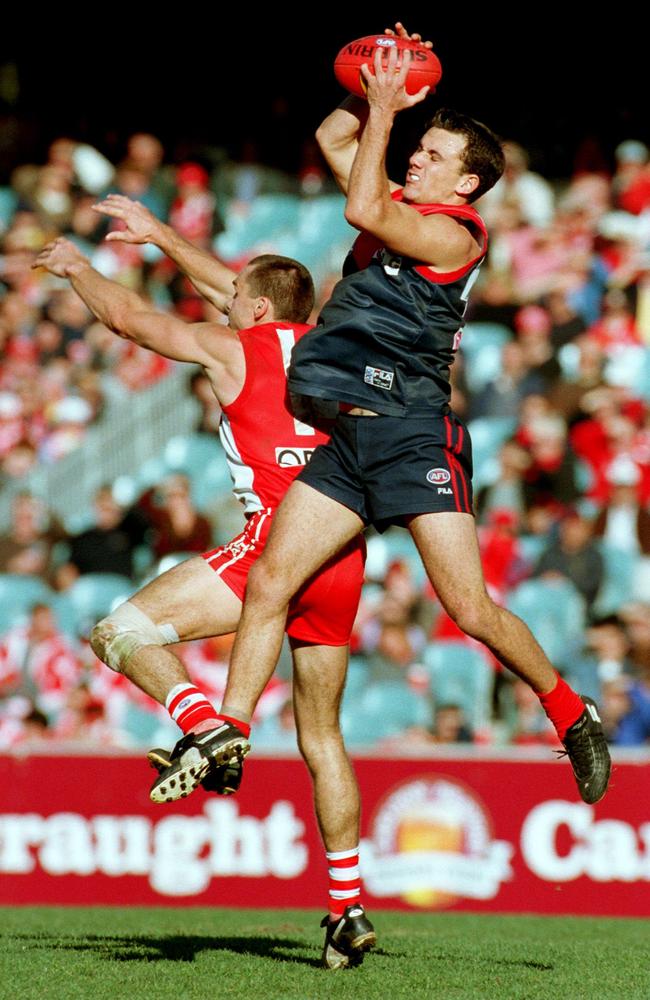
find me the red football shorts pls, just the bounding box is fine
[201,507,365,646]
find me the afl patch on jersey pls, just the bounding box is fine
[364,365,394,390]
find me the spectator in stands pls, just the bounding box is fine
[39,395,94,463]
[518,413,581,512]
[357,591,427,683]
[505,677,558,745]
[123,132,173,215]
[568,614,632,703]
[620,602,650,677]
[600,674,650,746]
[1,438,37,481]
[514,306,562,390]
[169,162,222,249]
[469,339,544,421]
[479,140,555,228]
[64,484,148,578]
[431,703,473,743]
[613,140,650,216]
[189,369,222,435]
[534,508,604,612]
[137,474,213,560]
[546,287,588,350]
[378,701,474,750]
[0,603,84,723]
[0,492,61,578]
[587,288,642,355]
[0,391,25,459]
[52,681,117,745]
[594,456,650,555]
[548,335,606,421]
[478,508,527,599]
[476,439,530,522]
[572,392,648,505]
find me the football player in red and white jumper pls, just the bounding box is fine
[33,203,368,941]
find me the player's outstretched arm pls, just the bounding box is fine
[316,96,370,195]
[93,194,236,313]
[32,238,240,376]
[345,47,476,270]
[317,23,431,195]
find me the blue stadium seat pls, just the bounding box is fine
[592,545,640,617]
[0,574,55,632]
[216,195,301,258]
[468,416,517,491]
[251,714,298,750]
[66,574,134,629]
[460,322,511,392]
[506,577,586,669]
[344,655,371,699]
[341,679,431,747]
[370,528,428,588]
[518,534,547,567]
[191,456,233,511]
[121,702,167,745]
[421,640,494,730]
[163,433,224,476]
[0,187,17,229]
[50,593,83,637]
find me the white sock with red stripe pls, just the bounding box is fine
[166,683,220,734]
[327,846,361,921]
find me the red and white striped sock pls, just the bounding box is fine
[166,683,220,735]
[327,846,361,920]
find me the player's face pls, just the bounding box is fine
[403,127,475,204]
[225,267,258,331]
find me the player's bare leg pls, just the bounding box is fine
[91,556,242,703]
[409,511,611,802]
[90,556,249,803]
[409,512,557,692]
[222,481,365,718]
[120,556,242,702]
[291,640,360,850]
[292,637,375,964]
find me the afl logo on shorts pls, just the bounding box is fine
[427,468,451,485]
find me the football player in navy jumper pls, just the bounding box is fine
[156,22,611,964]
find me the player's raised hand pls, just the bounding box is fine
[383,21,434,49]
[32,237,89,277]
[92,194,161,245]
[361,44,430,113]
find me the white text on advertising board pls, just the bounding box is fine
[0,800,307,895]
[522,800,650,881]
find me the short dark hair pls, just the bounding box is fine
[246,254,314,323]
[426,108,505,202]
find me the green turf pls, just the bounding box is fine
[1,907,646,1000]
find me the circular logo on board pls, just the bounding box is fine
[426,468,451,485]
[361,776,513,909]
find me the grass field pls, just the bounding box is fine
[2,906,647,1000]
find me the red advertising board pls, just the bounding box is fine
[1,751,648,915]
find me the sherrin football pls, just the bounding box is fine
[334,34,442,99]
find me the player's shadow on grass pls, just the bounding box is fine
[11,932,323,967]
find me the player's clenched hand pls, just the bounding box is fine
[92,194,161,245]
[383,21,434,49]
[32,238,89,277]
[361,45,430,115]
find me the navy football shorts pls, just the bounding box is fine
[297,412,474,531]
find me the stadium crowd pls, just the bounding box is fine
[1,129,650,752]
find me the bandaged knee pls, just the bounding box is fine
[90,601,179,673]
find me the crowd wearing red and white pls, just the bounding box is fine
[2,132,650,750]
